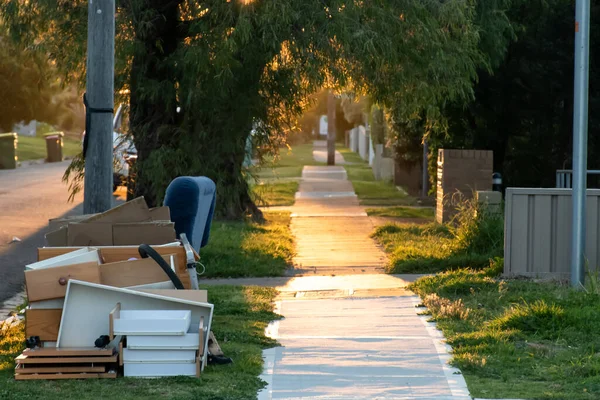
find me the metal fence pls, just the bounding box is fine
[504,187,600,280]
[556,169,600,188]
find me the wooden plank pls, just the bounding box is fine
[198,316,204,377]
[199,316,205,358]
[15,354,118,364]
[26,309,62,341]
[15,372,117,380]
[22,347,113,357]
[38,246,191,289]
[100,257,177,288]
[15,365,106,374]
[109,303,121,341]
[25,262,101,302]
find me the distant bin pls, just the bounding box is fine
[0,133,18,169]
[44,132,64,163]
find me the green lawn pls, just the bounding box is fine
[0,285,280,399]
[373,222,502,274]
[252,181,298,207]
[366,206,434,219]
[248,143,320,207]
[337,146,416,206]
[411,265,600,399]
[17,135,81,161]
[201,211,294,278]
[252,143,322,181]
[373,197,504,273]
[336,146,364,163]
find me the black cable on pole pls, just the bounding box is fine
[83,92,114,159]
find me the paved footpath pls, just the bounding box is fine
[206,142,471,399]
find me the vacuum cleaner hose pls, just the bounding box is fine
[138,244,185,290]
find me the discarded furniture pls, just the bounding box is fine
[164,176,216,252]
[14,347,118,380]
[57,280,213,371]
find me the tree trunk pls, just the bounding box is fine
[127,0,181,207]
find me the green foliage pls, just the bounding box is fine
[201,212,294,278]
[409,266,600,399]
[373,197,504,273]
[0,0,507,219]
[0,286,280,399]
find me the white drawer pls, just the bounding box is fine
[123,348,196,363]
[127,333,200,350]
[114,310,191,335]
[123,361,196,377]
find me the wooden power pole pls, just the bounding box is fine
[327,92,336,165]
[84,0,115,214]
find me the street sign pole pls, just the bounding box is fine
[84,0,115,214]
[571,0,591,288]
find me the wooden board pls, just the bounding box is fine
[38,246,191,289]
[22,347,113,357]
[25,262,101,302]
[15,372,116,380]
[25,309,62,341]
[15,354,118,364]
[99,256,177,288]
[109,303,121,341]
[15,365,106,374]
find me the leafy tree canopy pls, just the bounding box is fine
[1,0,511,219]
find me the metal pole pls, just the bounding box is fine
[84,0,115,214]
[571,0,590,287]
[327,92,336,166]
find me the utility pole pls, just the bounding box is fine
[327,92,336,165]
[84,0,115,214]
[571,0,590,288]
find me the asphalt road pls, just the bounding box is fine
[0,161,123,303]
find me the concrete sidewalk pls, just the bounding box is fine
[289,161,387,275]
[254,142,471,399]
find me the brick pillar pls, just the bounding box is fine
[436,149,493,223]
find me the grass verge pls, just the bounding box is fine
[366,206,434,219]
[201,211,294,278]
[410,264,600,399]
[337,146,415,206]
[17,135,81,161]
[252,181,298,207]
[249,143,318,207]
[0,285,280,400]
[373,200,503,274]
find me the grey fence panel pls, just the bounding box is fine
[504,188,600,280]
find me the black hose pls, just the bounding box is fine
[138,244,185,290]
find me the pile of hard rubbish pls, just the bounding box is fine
[17,180,224,381]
